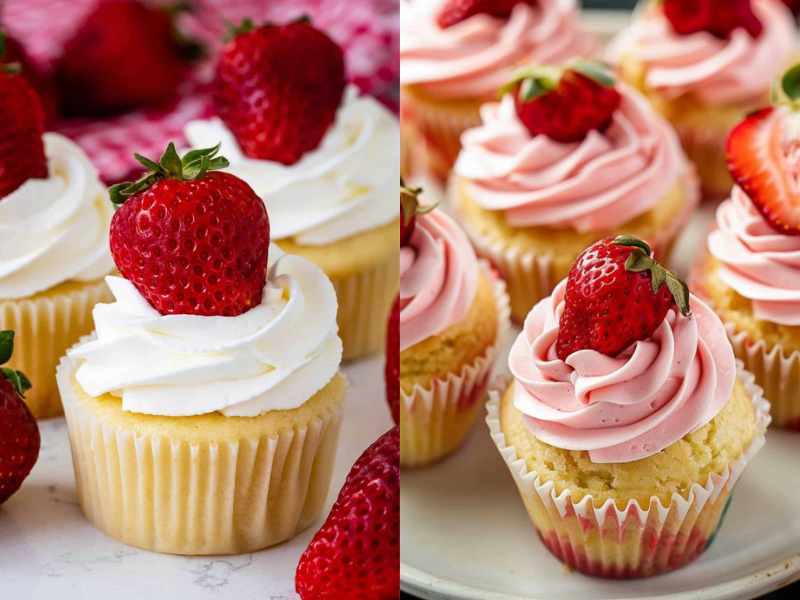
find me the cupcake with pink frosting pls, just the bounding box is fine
[695,67,800,429]
[451,61,699,323]
[609,0,797,199]
[400,0,595,181]
[400,183,509,467]
[488,235,768,578]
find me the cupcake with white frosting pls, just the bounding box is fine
[185,18,399,361]
[609,0,797,198]
[57,144,345,555]
[0,74,113,418]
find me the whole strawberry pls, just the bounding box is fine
[0,331,40,505]
[0,65,47,199]
[502,61,621,144]
[556,236,690,360]
[0,32,58,125]
[214,17,346,166]
[385,296,399,424]
[109,143,270,316]
[296,426,399,599]
[726,64,800,235]
[663,0,763,40]
[55,0,201,116]
[437,0,537,28]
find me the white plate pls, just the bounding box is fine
[400,187,800,598]
[0,357,393,599]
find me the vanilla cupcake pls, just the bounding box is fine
[1,133,113,418]
[400,186,509,467]
[57,144,345,555]
[488,237,768,578]
[609,0,797,199]
[451,64,699,323]
[400,0,595,181]
[185,86,399,361]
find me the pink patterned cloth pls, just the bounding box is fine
[1,0,399,182]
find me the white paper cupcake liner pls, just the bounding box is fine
[486,362,769,578]
[400,262,511,468]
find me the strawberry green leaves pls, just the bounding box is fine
[0,331,31,398]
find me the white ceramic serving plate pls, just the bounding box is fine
[0,356,393,599]
[400,183,800,596]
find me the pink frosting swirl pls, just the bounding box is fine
[400,209,479,351]
[708,186,800,325]
[509,281,736,463]
[608,0,796,104]
[454,85,695,232]
[400,0,594,99]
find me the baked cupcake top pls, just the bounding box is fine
[509,236,735,463]
[0,133,113,299]
[69,144,341,417]
[400,0,593,99]
[185,20,399,246]
[608,0,796,104]
[454,64,692,232]
[400,185,478,351]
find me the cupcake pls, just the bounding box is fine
[184,19,399,361]
[400,0,595,181]
[0,69,113,418]
[695,71,800,429]
[609,0,797,199]
[57,144,345,555]
[451,62,699,323]
[487,236,768,578]
[400,183,509,467]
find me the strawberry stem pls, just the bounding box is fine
[0,331,31,398]
[614,235,691,316]
[109,143,230,206]
[400,179,435,230]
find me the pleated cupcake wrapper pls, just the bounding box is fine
[725,322,800,430]
[57,352,344,556]
[485,362,769,578]
[452,174,699,324]
[329,248,399,362]
[0,279,111,419]
[400,263,510,468]
[401,87,482,183]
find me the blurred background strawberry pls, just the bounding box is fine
[0,0,399,183]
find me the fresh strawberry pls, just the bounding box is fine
[108,143,269,317]
[0,67,47,200]
[0,331,39,505]
[556,236,690,360]
[437,0,537,29]
[502,62,621,144]
[214,18,346,166]
[663,0,763,40]
[296,427,399,600]
[385,296,399,424]
[0,32,58,125]
[55,0,201,116]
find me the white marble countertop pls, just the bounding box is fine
[0,356,392,599]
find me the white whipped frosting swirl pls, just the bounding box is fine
[0,133,113,299]
[184,86,400,246]
[69,246,343,417]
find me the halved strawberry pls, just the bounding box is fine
[726,106,800,234]
[502,61,621,144]
[663,0,763,40]
[437,0,537,29]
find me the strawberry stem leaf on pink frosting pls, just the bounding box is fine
[0,331,31,398]
[500,61,615,102]
[777,62,800,106]
[615,235,691,316]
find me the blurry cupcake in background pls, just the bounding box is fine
[450,61,699,323]
[694,65,800,429]
[488,236,769,578]
[185,18,399,361]
[0,66,112,419]
[400,0,595,181]
[400,183,509,467]
[609,0,797,199]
